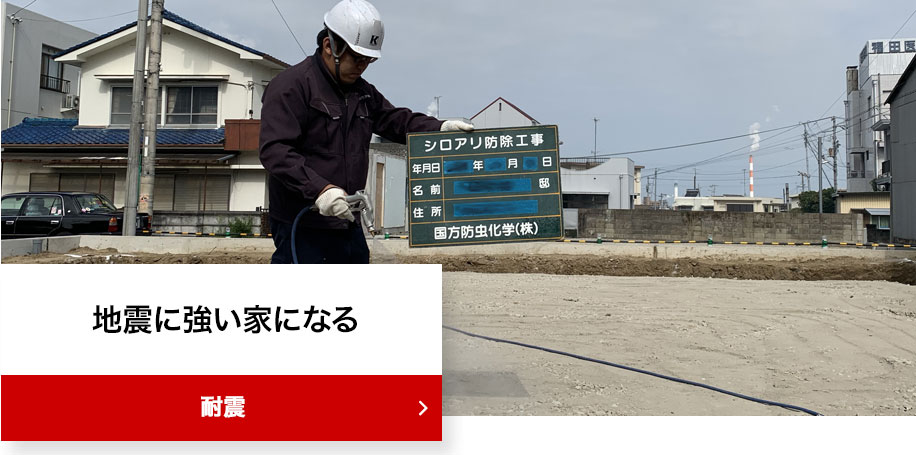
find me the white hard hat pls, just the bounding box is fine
[324,0,384,59]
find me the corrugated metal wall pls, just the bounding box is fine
[889,66,916,243]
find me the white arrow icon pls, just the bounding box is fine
[419,401,428,416]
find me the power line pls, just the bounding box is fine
[638,131,829,193]
[642,124,836,179]
[661,156,808,177]
[664,122,837,169]
[891,7,916,39]
[21,9,134,23]
[567,122,803,159]
[654,125,802,176]
[270,0,307,57]
[756,157,807,173]
[816,6,916,119]
[11,0,39,16]
[567,116,835,173]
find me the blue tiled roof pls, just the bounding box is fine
[2,118,224,147]
[55,10,288,67]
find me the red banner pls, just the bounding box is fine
[2,375,441,441]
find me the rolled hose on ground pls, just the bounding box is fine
[443,325,823,416]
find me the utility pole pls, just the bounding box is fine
[653,168,658,209]
[693,168,697,190]
[433,96,441,118]
[831,116,838,190]
[803,127,810,187]
[742,169,746,196]
[124,0,149,236]
[592,117,599,162]
[784,183,790,211]
[798,171,808,193]
[138,0,163,218]
[818,136,823,214]
[6,14,23,129]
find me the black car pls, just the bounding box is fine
[1,192,151,239]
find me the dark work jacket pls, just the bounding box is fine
[259,49,444,227]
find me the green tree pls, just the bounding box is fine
[798,188,836,213]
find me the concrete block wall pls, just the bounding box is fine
[578,210,865,243]
[152,211,264,235]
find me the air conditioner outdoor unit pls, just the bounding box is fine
[62,94,80,110]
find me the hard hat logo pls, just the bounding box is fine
[324,0,384,59]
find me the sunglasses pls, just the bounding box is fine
[343,46,377,65]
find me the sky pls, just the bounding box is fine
[7,0,916,199]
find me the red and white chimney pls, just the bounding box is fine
[749,155,754,198]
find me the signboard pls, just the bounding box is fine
[406,125,563,247]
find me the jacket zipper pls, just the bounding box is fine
[343,94,349,195]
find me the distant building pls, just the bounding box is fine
[470,97,539,129]
[2,9,287,220]
[1,2,97,128]
[885,54,916,244]
[633,165,644,205]
[845,38,916,192]
[833,190,891,242]
[560,158,635,210]
[672,194,785,213]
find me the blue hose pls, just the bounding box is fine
[443,325,823,416]
[290,204,313,265]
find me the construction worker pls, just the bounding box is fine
[259,0,473,264]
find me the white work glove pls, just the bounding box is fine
[315,187,355,222]
[440,120,475,132]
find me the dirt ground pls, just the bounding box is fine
[5,247,915,285]
[441,272,916,416]
[5,247,915,415]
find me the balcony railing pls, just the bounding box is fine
[848,170,866,179]
[40,74,70,93]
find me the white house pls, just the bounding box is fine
[470,97,539,129]
[1,2,97,128]
[672,195,786,212]
[1,10,287,221]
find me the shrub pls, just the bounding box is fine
[228,217,253,235]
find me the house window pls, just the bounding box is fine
[29,173,116,201]
[875,215,890,230]
[154,174,229,211]
[110,86,163,126]
[40,45,68,92]
[166,86,218,125]
[726,203,754,212]
[110,87,133,125]
[562,194,609,209]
